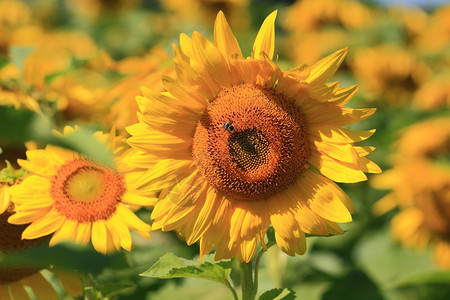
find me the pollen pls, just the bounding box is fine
[50,159,125,222]
[192,83,310,201]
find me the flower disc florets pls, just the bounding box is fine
[192,83,310,201]
[50,159,126,222]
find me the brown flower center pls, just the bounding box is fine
[50,159,125,222]
[192,83,310,201]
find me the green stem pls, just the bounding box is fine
[240,261,254,300]
[252,248,265,299]
[225,278,239,300]
[240,242,276,300]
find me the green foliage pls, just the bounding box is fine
[393,271,450,287]
[141,253,233,286]
[258,288,296,300]
[0,160,25,181]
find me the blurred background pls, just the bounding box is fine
[0,0,449,299]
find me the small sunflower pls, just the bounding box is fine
[372,118,450,269]
[127,11,380,262]
[8,127,154,254]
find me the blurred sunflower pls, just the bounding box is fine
[8,127,154,254]
[413,72,450,111]
[283,0,372,33]
[372,117,450,269]
[1,193,82,299]
[105,46,175,132]
[159,0,250,30]
[351,46,431,106]
[126,11,380,262]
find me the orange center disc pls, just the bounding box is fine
[192,83,310,201]
[50,159,125,222]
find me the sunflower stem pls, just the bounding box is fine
[240,260,255,300]
[225,277,239,300]
[252,248,265,299]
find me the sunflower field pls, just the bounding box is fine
[0,0,449,299]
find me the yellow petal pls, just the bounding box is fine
[135,159,194,192]
[331,84,359,105]
[74,222,91,245]
[107,215,132,251]
[185,186,217,245]
[21,209,65,240]
[359,157,382,174]
[0,186,11,214]
[307,105,376,128]
[192,31,231,87]
[49,219,79,246]
[122,192,157,207]
[313,142,360,166]
[299,170,353,222]
[116,203,151,234]
[252,10,277,60]
[268,192,302,240]
[306,48,348,86]
[275,231,306,256]
[239,238,257,263]
[310,128,376,144]
[92,221,108,254]
[214,10,242,59]
[285,188,329,235]
[310,151,368,183]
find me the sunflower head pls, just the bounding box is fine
[127,10,379,262]
[8,126,153,254]
[372,117,450,268]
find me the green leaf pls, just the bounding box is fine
[9,46,35,72]
[0,160,25,182]
[259,288,296,300]
[141,253,233,286]
[266,226,276,247]
[322,269,384,300]
[0,55,8,70]
[392,270,450,288]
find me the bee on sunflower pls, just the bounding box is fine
[126,11,380,263]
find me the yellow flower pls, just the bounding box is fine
[283,0,372,33]
[351,46,431,106]
[8,127,155,254]
[159,0,250,30]
[105,47,175,132]
[1,195,83,299]
[413,72,450,111]
[372,118,450,269]
[126,11,380,262]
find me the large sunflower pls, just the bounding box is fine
[126,11,380,262]
[8,127,154,254]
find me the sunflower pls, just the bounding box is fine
[8,127,154,254]
[1,194,83,299]
[126,11,380,262]
[351,46,431,106]
[372,118,450,269]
